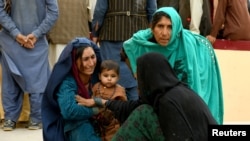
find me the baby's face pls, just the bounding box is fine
[99,69,119,88]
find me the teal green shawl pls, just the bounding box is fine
[123,7,223,124]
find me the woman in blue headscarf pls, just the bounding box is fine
[123,7,223,124]
[42,37,102,141]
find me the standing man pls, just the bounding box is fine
[0,0,58,130]
[206,0,250,44]
[48,0,93,68]
[92,0,157,100]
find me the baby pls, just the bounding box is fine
[92,60,127,141]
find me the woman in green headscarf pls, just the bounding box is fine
[123,7,223,124]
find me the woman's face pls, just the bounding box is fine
[76,47,97,76]
[152,16,172,46]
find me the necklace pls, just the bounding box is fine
[97,83,116,100]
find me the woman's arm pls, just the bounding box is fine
[57,77,98,120]
[76,95,142,124]
[106,100,142,124]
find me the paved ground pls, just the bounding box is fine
[0,121,42,141]
[0,120,249,141]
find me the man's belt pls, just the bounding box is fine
[106,11,147,17]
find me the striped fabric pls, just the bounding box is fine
[99,0,148,41]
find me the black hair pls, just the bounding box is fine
[100,60,120,75]
[75,46,91,60]
[151,11,171,29]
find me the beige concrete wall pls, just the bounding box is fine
[215,49,250,123]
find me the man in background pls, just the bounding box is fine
[48,0,95,68]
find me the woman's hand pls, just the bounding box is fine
[75,95,95,107]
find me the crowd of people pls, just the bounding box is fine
[0,0,250,141]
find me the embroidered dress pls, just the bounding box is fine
[112,105,165,141]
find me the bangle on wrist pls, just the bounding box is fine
[94,97,103,107]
